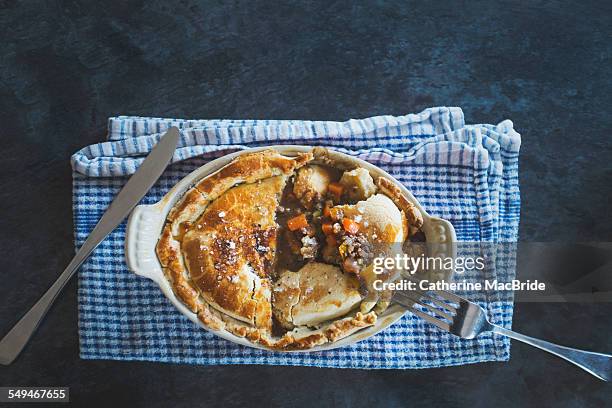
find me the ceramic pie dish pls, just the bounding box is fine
[125,146,456,352]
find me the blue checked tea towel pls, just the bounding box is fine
[71,107,521,368]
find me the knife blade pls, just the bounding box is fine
[0,127,180,365]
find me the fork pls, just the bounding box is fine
[393,288,611,381]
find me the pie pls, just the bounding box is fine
[156,148,424,350]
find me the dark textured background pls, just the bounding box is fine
[1,0,611,406]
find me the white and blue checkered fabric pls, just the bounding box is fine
[71,107,521,368]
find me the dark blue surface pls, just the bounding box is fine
[0,1,611,406]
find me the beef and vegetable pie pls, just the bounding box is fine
[156,148,424,350]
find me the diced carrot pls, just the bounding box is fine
[342,218,360,234]
[328,182,344,201]
[322,222,334,235]
[323,204,331,218]
[287,214,308,231]
[326,235,337,246]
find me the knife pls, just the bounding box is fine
[0,127,181,365]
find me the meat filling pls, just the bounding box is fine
[273,162,423,335]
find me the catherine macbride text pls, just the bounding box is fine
[373,278,546,292]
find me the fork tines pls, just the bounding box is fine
[392,277,468,332]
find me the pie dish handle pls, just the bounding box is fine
[421,216,457,279]
[423,216,456,247]
[124,204,165,284]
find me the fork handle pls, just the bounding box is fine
[492,325,611,381]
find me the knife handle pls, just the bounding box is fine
[0,222,103,365]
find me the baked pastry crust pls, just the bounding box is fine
[292,165,334,209]
[182,176,284,327]
[166,149,313,236]
[274,262,362,329]
[376,177,424,230]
